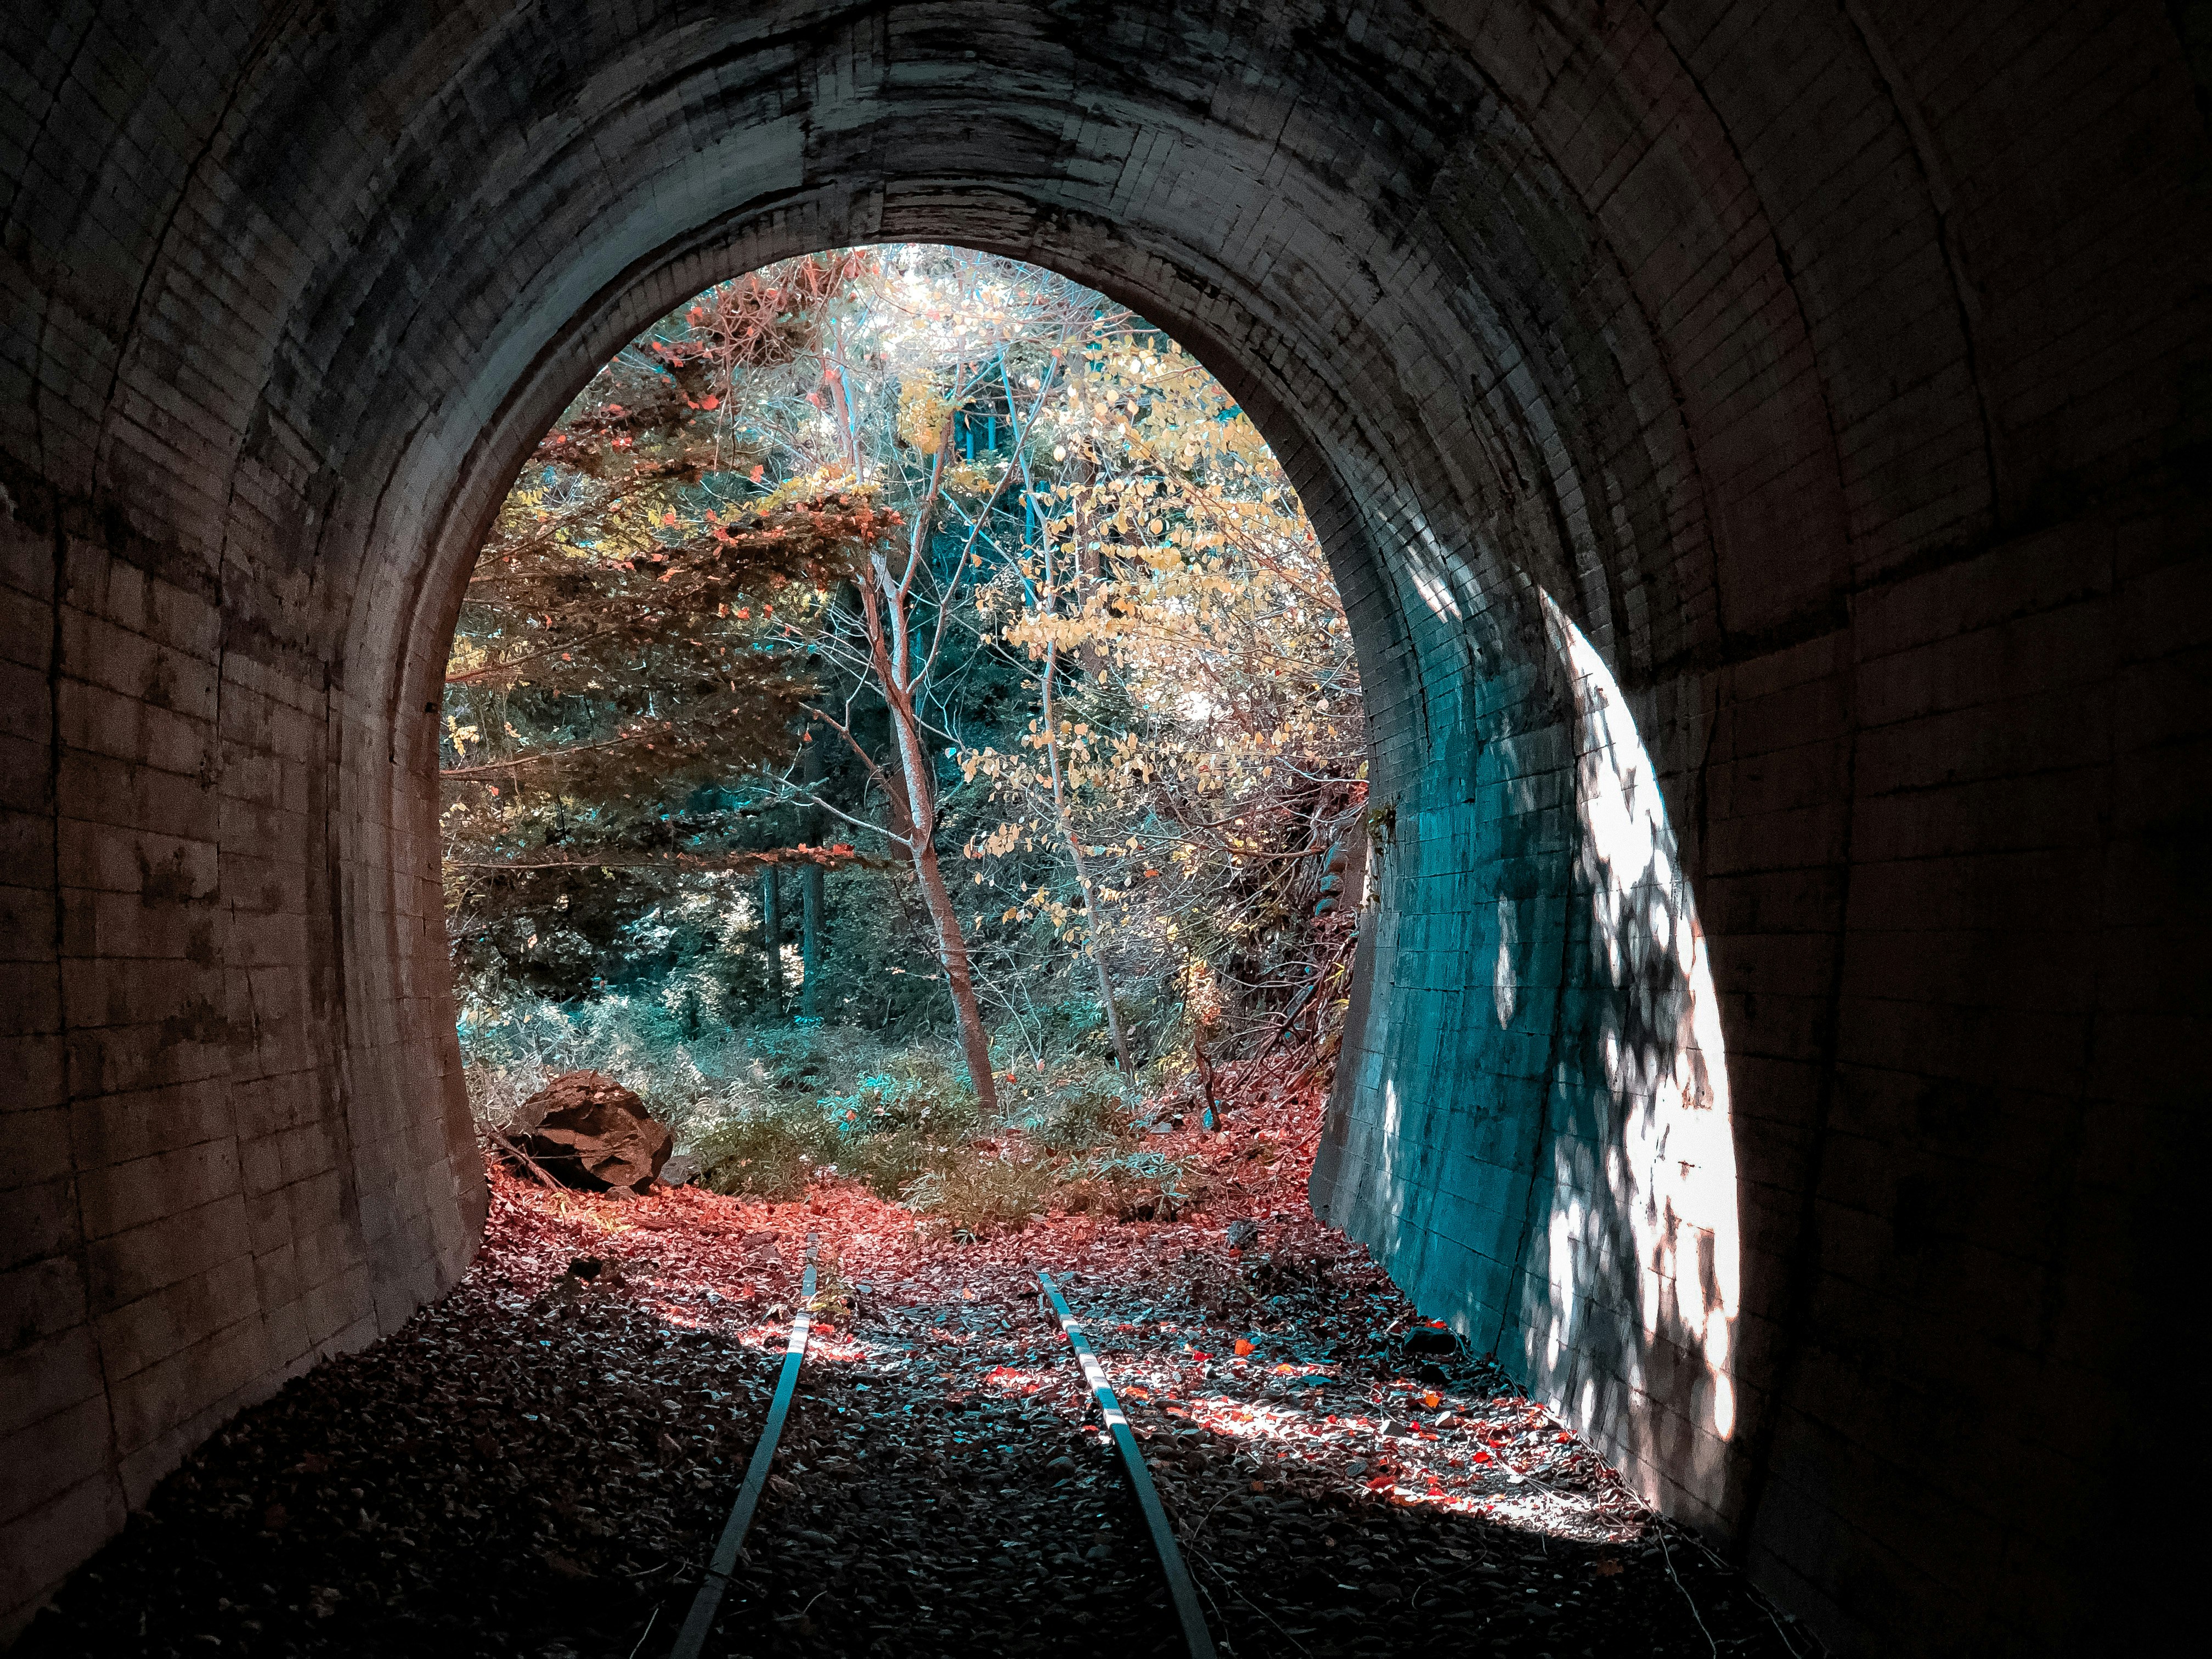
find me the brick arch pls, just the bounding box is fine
[3,4,2203,1652]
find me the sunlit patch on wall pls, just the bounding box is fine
[1532,592,1740,1494]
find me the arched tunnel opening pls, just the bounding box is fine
[1,5,2203,1655]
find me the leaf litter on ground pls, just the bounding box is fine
[19,1049,1815,1658]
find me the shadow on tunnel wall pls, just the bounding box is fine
[1314,585,1740,1534]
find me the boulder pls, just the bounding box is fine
[510,1070,672,1194]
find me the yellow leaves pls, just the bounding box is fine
[444,717,481,758]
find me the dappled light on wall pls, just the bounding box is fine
[1526,593,1739,1517]
[1312,575,1741,1526]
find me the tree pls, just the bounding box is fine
[446,244,1365,1109]
[441,255,894,1001]
[786,251,1107,1110]
[960,329,1365,1056]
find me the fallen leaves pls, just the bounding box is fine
[17,1049,1805,1659]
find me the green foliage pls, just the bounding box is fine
[997,1055,1134,1153]
[900,1153,1058,1241]
[449,245,1363,1233]
[457,977,754,1138]
[686,1107,834,1202]
[1057,1148,1203,1221]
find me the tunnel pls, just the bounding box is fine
[1,3,2205,1653]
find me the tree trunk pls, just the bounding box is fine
[800,736,824,1019]
[1041,642,1135,1076]
[881,691,997,1114]
[760,864,782,1003]
[860,548,1000,1116]
[903,811,1000,1116]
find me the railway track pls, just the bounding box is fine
[666,1239,1217,1659]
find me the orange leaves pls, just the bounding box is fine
[1423,1390,1440,1409]
[1233,1338,1255,1357]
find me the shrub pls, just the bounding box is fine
[902,1153,1056,1240]
[456,983,755,1139]
[742,1023,871,1094]
[834,1126,952,1200]
[998,1056,1135,1154]
[1057,1148,1202,1221]
[690,1105,835,1200]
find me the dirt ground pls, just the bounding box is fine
[19,1058,1814,1658]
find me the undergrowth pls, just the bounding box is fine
[464,1008,1196,1237]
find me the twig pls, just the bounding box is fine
[1655,1521,1719,1658]
[487,1128,564,1193]
[440,725,659,777]
[623,1606,659,1659]
[1666,1523,1807,1658]
[1187,1539,1306,1653]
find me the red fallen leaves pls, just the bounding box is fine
[21,1019,1816,1659]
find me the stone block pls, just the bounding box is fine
[83,1192,252,1313]
[0,1474,125,1644]
[0,1395,114,1526]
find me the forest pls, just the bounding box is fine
[445,245,1369,1232]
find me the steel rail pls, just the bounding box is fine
[1037,1269,1217,1659]
[668,1234,818,1659]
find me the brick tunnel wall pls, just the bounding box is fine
[1,3,2204,1652]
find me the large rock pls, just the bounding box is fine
[511,1071,673,1195]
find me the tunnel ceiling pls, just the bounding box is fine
[3,4,2205,1654]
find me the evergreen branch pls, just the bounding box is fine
[439,727,661,777]
[443,626,628,686]
[445,844,893,873]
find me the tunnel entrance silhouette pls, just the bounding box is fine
[3,4,2203,1652]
